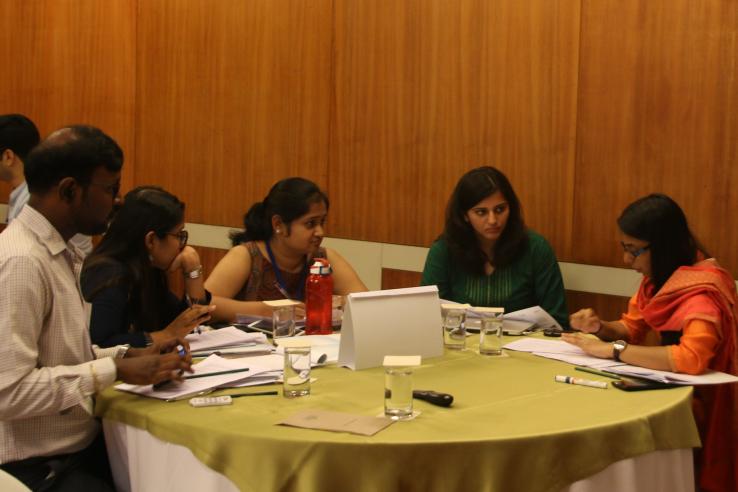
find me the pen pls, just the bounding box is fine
[575,366,622,380]
[273,282,292,300]
[229,391,279,398]
[184,368,251,380]
[555,375,608,389]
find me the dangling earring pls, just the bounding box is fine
[148,254,154,263]
[276,228,281,234]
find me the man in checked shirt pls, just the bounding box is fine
[0,125,193,491]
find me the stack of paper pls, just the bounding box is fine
[115,355,273,400]
[186,326,274,357]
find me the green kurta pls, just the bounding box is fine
[421,230,569,327]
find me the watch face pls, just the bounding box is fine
[614,341,626,351]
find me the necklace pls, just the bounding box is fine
[265,240,308,300]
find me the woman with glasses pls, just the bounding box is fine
[205,177,367,321]
[420,166,568,327]
[82,186,214,347]
[564,193,738,492]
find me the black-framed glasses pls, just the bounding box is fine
[621,242,650,258]
[166,230,189,248]
[90,180,121,197]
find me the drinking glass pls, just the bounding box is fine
[442,308,467,350]
[479,308,504,356]
[283,345,311,398]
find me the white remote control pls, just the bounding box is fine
[189,396,233,407]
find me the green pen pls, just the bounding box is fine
[184,368,251,380]
[575,366,622,380]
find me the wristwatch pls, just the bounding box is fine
[612,340,628,362]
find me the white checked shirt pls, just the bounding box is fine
[0,206,122,463]
[6,181,93,256]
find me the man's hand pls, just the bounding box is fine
[115,349,192,385]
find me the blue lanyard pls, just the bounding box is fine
[265,240,308,300]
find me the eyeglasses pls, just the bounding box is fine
[621,242,650,258]
[166,230,189,248]
[90,180,121,197]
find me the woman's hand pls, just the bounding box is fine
[569,308,602,334]
[168,246,202,275]
[562,332,613,359]
[150,304,215,344]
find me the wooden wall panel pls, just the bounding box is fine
[329,0,581,258]
[134,0,333,228]
[566,291,630,323]
[0,0,137,199]
[382,268,423,290]
[575,1,738,275]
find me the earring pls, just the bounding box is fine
[276,228,281,233]
[148,254,154,263]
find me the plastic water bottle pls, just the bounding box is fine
[305,259,333,335]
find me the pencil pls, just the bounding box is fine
[575,366,622,380]
[184,368,251,380]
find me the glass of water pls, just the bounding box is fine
[283,345,311,398]
[384,367,414,420]
[273,305,296,339]
[442,306,467,350]
[478,307,504,356]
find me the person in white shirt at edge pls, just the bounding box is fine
[0,113,93,256]
[0,125,193,492]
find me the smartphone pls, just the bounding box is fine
[612,379,679,391]
[543,328,562,337]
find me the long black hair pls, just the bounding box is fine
[82,186,185,331]
[617,193,704,292]
[443,166,528,274]
[231,177,329,246]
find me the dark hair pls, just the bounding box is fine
[231,177,329,246]
[443,166,528,273]
[24,125,123,194]
[83,186,185,331]
[0,114,40,160]
[617,193,703,291]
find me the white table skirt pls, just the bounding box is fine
[104,420,694,492]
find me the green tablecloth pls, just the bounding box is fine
[97,339,700,492]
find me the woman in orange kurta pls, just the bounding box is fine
[564,194,738,492]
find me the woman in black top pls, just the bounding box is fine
[82,186,213,347]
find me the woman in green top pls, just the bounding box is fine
[421,166,568,327]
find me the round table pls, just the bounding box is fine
[98,337,700,492]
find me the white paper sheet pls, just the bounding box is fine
[504,338,738,385]
[275,334,340,364]
[606,365,738,385]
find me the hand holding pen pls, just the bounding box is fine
[115,338,193,386]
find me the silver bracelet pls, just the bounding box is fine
[185,265,203,279]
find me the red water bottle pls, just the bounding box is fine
[305,258,333,335]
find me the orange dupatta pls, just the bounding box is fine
[636,259,738,492]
